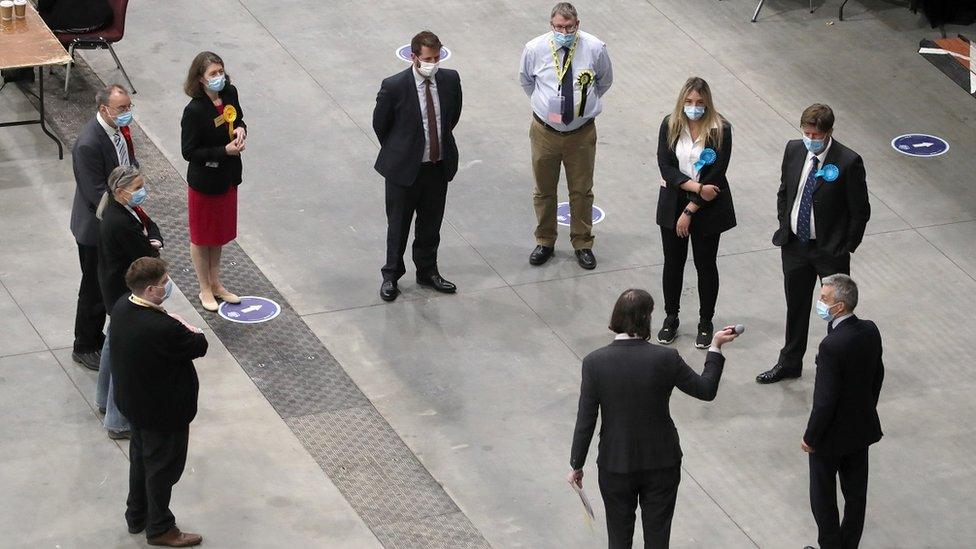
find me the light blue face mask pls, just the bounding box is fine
[803,136,826,154]
[684,105,705,121]
[162,278,174,302]
[206,74,226,92]
[553,31,575,48]
[115,111,133,127]
[816,300,838,322]
[128,187,147,207]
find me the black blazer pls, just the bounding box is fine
[38,0,111,33]
[372,67,462,187]
[804,316,884,456]
[181,84,247,195]
[772,139,871,257]
[111,297,208,432]
[97,200,162,313]
[70,117,139,247]
[656,115,736,235]
[570,339,725,473]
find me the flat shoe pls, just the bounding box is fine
[199,293,219,312]
[214,291,241,304]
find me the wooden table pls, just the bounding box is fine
[0,3,72,158]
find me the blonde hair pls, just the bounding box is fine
[95,165,143,220]
[667,77,725,151]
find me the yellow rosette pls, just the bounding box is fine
[223,105,237,140]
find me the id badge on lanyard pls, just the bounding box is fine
[548,96,565,124]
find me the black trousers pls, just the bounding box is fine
[660,228,721,322]
[778,238,850,371]
[382,163,448,282]
[74,242,106,353]
[809,448,870,549]
[599,465,681,549]
[126,426,189,539]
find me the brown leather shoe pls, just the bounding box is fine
[148,527,202,547]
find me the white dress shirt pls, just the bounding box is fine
[614,332,721,353]
[96,112,131,167]
[790,138,833,238]
[519,30,613,132]
[831,312,853,330]
[675,123,721,182]
[413,68,442,163]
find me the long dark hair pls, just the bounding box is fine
[183,51,231,98]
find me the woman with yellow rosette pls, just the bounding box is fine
[181,51,247,312]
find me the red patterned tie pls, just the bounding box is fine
[424,80,440,162]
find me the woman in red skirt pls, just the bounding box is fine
[181,51,247,311]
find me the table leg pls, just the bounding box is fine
[36,65,64,159]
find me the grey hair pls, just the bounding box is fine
[95,84,128,107]
[95,165,143,220]
[822,274,858,312]
[551,2,578,20]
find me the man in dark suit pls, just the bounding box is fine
[801,274,884,549]
[69,84,137,369]
[568,289,739,548]
[758,103,870,384]
[373,30,462,302]
[112,257,208,547]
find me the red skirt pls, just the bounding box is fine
[188,185,238,246]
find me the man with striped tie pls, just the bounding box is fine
[69,84,138,371]
[759,104,871,385]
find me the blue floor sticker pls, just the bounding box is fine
[556,202,606,227]
[891,134,949,157]
[218,296,281,324]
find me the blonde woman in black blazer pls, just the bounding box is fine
[181,51,247,312]
[655,77,736,349]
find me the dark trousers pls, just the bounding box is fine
[598,465,681,549]
[778,238,850,371]
[660,228,721,322]
[126,426,189,539]
[382,164,448,282]
[74,242,106,353]
[809,448,870,549]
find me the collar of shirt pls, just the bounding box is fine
[832,312,853,329]
[96,111,118,138]
[129,293,165,313]
[413,67,435,89]
[614,333,642,340]
[805,137,833,166]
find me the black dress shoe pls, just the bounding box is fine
[72,350,101,371]
[380,280,400,302]
[756,364,802,384]
[529,245,554,266]
[575,248,596,270]
[417,272,457,294]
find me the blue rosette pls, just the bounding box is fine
[694,148,717,171]
[814,163,839,182]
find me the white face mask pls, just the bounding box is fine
[417,60,439,78]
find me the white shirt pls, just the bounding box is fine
[97,111,131,166]
[614,332,721,354]
[519,30,613,132]
[675,124,721,182]
[831,312,853,330]
[413,68,442,163]
[790,138,833,238]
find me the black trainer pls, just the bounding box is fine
[657,316,679,344]
[696,320,713,349]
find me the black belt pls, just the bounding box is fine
[533,113,594,135]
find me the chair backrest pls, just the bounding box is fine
[106,0,130,40]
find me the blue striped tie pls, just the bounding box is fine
[112,132,130,167]
[796,157,818,243]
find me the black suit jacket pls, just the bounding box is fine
[372,67,462,187]
[570,339,725,473]
[70,117,139,246]
[181,84,247,195]
[111,297,208,432]
[772,139,871,257]
[656,116,736,235]
[97,200,161,313]
[804,316,884,456]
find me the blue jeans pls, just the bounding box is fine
[95,324,130,433]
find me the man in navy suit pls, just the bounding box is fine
[373,30,462,302]
[802,274,884,549]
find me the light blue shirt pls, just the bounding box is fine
[518,30,613,132]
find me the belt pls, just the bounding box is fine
[533,113,594,135]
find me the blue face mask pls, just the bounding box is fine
[115,111,132,127]
[553,31,575,48]
[128,187,147,207]
[803,136,826,154]
[162,278,174,302]
[684,105,705,121]
[816,300,838,322]
[206,74,226,92]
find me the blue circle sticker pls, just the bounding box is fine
[218,296,281,324]
[396,45,452,63]
[891,134,949,157]
[556,202,606,227]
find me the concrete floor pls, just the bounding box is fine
[3,0,976,547]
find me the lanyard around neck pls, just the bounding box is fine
[549,34,580,85]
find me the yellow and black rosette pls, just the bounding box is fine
[576,70,595,116]
[223,105,237,140]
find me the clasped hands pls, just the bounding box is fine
[226,127,247,155]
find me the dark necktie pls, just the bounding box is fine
[424,79,440,162]
[827,321,834,335]
[796,156,819,243]
[560,47,574,125]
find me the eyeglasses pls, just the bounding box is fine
[551,23,578,33]
[109,103,135,114]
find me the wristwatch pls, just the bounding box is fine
[683,208,695,216]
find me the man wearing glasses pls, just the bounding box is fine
[69,84,138,372]
[519,2,613,270]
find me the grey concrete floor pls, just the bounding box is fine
[3,0,976,547]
